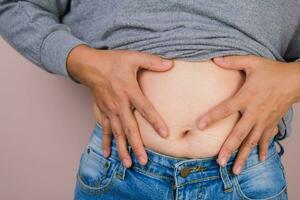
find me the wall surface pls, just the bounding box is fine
[0,37,299,200]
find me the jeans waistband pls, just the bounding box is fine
[93,122,278,188]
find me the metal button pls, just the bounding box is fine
[180,167,192,178]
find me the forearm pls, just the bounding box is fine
[0,0,88,83]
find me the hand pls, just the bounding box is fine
[197,55,300,175]
[67,44,174,168]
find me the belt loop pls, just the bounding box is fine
[115,145,132,180]
[115,162,127,180]
[219,166,233,193]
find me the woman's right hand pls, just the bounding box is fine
[66,44,174,168]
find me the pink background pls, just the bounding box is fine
[0,37,299,200]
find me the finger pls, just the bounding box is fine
[232,123,264,175]
[258,125,278,161]
[101,114,112,158]
[110,115,132,168]
[212,55,259,74]
[93,102,112,157]
[93,101,104,125]
[130,85,169,138]
[135,52,174,72]
[271,124,279,138]
[198,91,246,130]
[217,110,256,167]
[119,101,148,165]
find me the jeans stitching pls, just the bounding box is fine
[76,165,119,196]
[233,175,287,200]
[232,169,287,200]
[132,166,173,180]
[240,150,277,174]
[176,176,220,188]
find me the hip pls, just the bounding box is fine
[74,123,288,200]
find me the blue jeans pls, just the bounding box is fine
[74,123,288,200]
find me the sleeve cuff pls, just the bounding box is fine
[40,30,89,84]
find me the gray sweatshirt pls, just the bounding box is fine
[0,0,299,140]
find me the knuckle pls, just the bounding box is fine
[246,110,257,120]
[245,139,257,149]
[109,104,119,115]
[113,129,123,138]
[140,105,151,117]
[122,86,131,97]
[260,138,269,145]
[118,84,130,98]
[218,105,231,116]
[131,145,144,155]
[235,132,245,143]
[102,116,109,124]
[102,130,111,135]
[124,126,135,136]
[222,145,235,154]
[102,124,109,131]
[232,127,246,142]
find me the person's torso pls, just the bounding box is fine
[69,1,297,157]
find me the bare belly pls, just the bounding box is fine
[133,59,246,158]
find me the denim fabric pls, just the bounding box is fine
[74,123,288,200]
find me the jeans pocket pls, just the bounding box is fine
[76,143,119,196]
[233,152,287,200]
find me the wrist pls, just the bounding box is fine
[289,61,300,103]
[66,44,104,86]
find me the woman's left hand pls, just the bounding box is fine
[197,55,300,175]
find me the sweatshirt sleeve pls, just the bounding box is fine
[0,0,89,84]
[284,24,300,63]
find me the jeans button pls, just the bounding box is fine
[180,167,191,178]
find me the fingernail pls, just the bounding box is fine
[260,154,266,161]
[138,155,147,165]
[162,59,173,67]
[159,128,168,138]
[103,150,109,158]
[218,156,228,167]
[214,57,224,62]
[234,165,242,175]
[122,158,132,168]
[198,121,207,129]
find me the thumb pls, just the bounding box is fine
[212,55,254,71]
[137,52,174,72]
